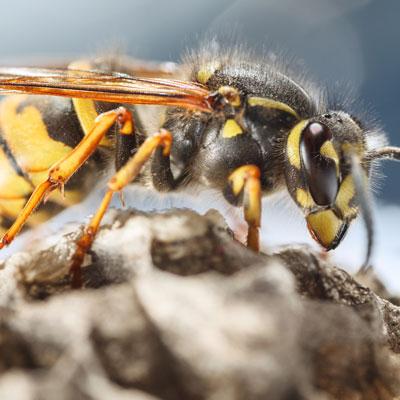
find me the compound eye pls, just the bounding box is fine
[300,122,339,206]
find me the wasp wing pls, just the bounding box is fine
[0,67,212,112]
[0,55,179,79]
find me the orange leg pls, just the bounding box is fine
[0,106,133,249]
[70,129,172,287]
[227,165,262,251]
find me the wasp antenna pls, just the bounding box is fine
[349,153,374,273]
[360,145,400,269]
[366,146,400,161]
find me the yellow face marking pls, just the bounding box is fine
[287,120,309,169]
[0,96,74,175]
[296,188,315,209]
[248,97,300,119]
[320,140,339,175]
[306,209,343,249]
[335,175,357,219]
[320,141,338,163]
[222,119,243,138]
[197,61,220,84]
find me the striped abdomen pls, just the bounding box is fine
[0,94,114,233]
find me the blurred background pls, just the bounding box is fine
[1,0,400,289]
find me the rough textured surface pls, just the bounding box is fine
[0,208,399,400]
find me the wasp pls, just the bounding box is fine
[0,44,397,286]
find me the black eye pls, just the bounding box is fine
[300,122,338,206]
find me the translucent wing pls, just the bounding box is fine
[0,67,212,112]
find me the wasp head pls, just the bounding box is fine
[284,111,369,250]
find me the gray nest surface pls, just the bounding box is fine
[0,208,399,400]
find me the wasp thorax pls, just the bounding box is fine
[300,122,339,206]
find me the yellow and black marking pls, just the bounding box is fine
[335,174,358,219]
[306,209,348,250]
[319,140,339,177]
[286,120,309,170]
[0,84,116,234]
[69,59,141,170]
[248,97,300,120]
[217,86,241,108]
[196,61,221,85]
[0,107,132,250]
[283,118,359,250]
[222,119,243,138]
[295,188,315,209]
[69,60,116,147]
[0,96,67,233]
[0,59,144,244]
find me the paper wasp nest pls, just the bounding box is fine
[0,208,399,400]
